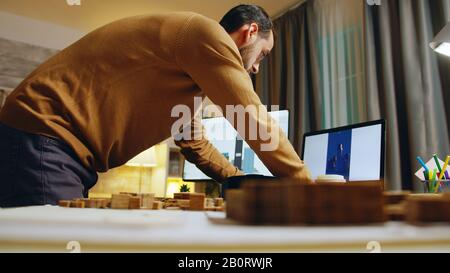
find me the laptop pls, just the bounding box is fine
[182,110,290,181]
[301,120,386,181]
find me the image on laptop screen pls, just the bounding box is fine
[183,110,289,181]
[301,120,385,181]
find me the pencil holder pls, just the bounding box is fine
[422,180,450,193]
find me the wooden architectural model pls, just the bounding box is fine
[58,179,450,226]
[58,192,225,212]
[226,180,385,225]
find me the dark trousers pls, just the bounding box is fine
[0,122,98,208]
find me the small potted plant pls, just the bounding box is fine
[179,184,191,193]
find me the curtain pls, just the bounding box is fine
[255,4,316,152]
[365,0,450,191]
[255,0,366,152]
[255,0,450,191]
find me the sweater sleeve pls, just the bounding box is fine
[174,112,244,183]
[176,15,311,182]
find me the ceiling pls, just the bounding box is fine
[0,0,305,33]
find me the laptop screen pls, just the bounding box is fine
[183,110,290,181]
[301,120,385,181]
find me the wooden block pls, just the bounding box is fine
[177,199,191,209]
[164,199,180,209]
[205,198,215,208]
[140,193,155,209]
[257,184,285,224]
[70,200,85,208]
[97,198,111,209]
[406,194,450,224]
[305,185,324,224]
[120,192,138,196]
[225,189,250,223]
[285,184,308,224]
[188,193,205,211]
[174,193,191,200]
[442,193,450,199]
[84,199,98,208]
[385,203,406,221]
[129,196,142,210]
[226,179,385,225]
[173,193,182,199]
[205,207,225,212]
[214,198,224,207]
[111,194,131,209]
[166,207,181,210]
[328,186,350,224]
[152,201,163,210]
[58,200,71,207]
[383,191,411,205]
[242,181,288,224]
[335,184,384,224]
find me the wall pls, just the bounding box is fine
[0,11,84,95]
[0,37,59,91]
[0,11,84,50]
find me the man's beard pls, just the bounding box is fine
[239,42,257,73]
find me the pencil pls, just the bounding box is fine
[417,156,429,173]
[438,156,450,180]
[433,154,442,173]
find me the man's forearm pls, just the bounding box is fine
[175,137,243,183]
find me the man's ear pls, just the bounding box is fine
[231,23,260,48]
[243,23,259,44]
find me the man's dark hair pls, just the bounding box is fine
[220,4,273,38]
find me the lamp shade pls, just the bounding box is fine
[126,147,157,167]
[430,22,450,57]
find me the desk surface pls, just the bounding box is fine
[1,206,450,252]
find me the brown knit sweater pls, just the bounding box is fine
[0,12,310,183]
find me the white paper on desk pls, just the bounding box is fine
[414,157,449,180]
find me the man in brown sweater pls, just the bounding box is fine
[0,5,310,207]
